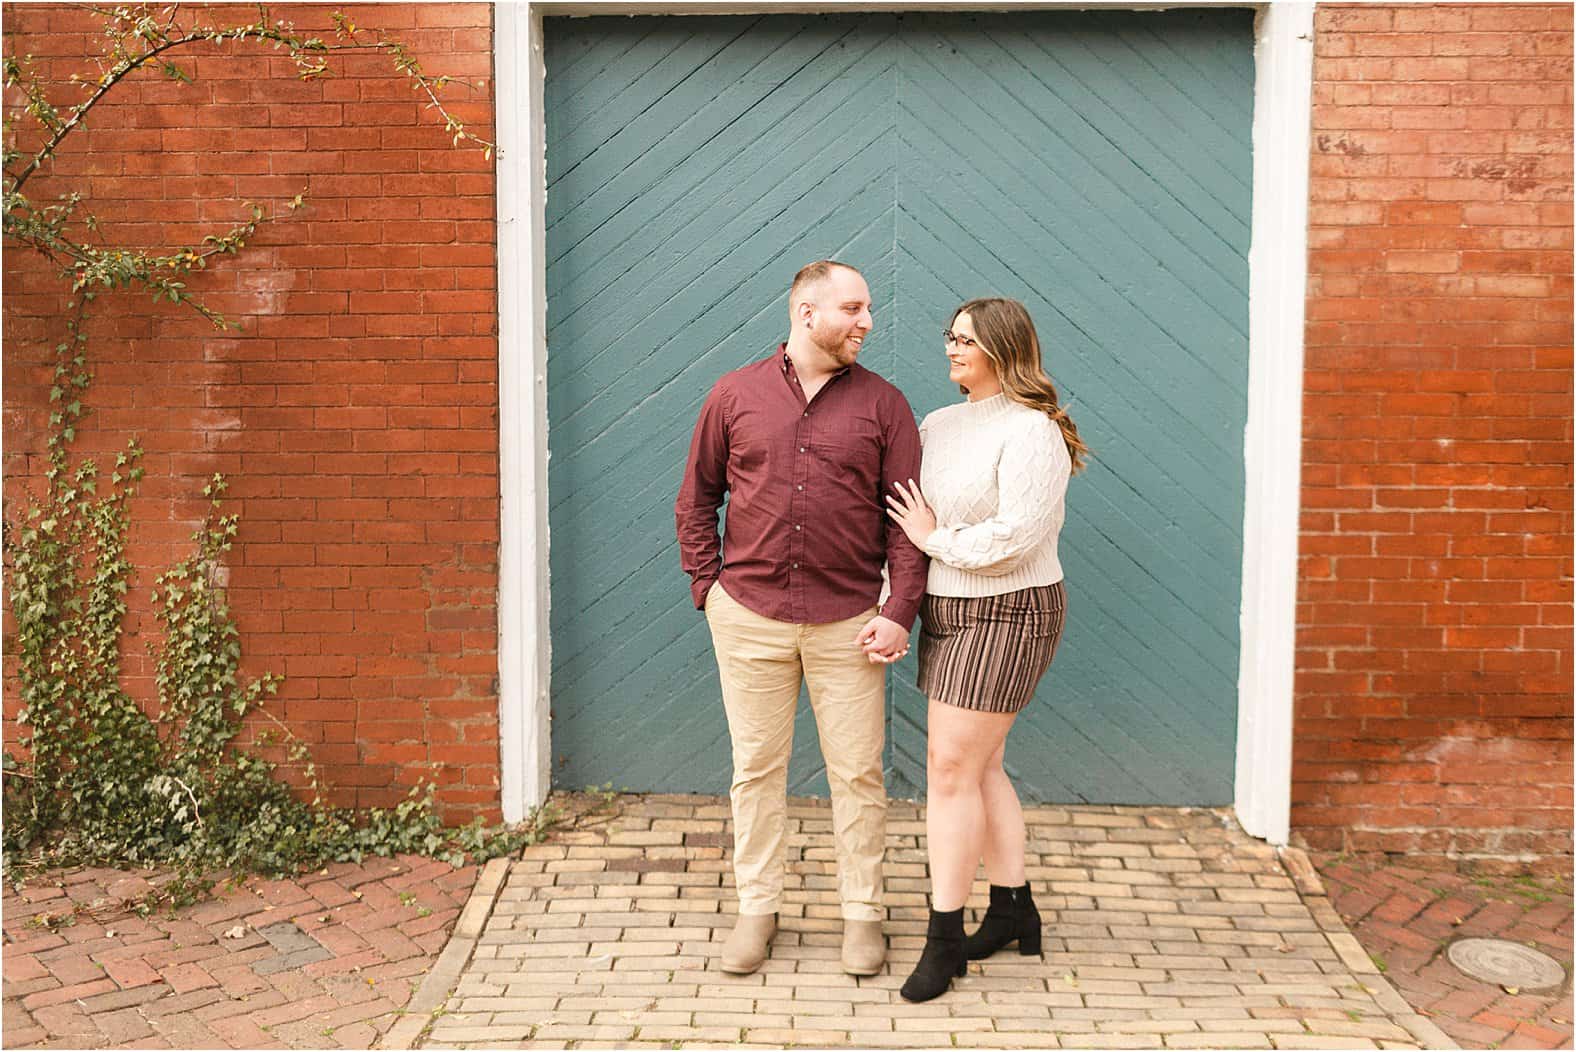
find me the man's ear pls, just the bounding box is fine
[796,299,814,328]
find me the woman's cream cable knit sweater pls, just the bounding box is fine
[917,392,1072,597]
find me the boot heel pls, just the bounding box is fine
[955,958,968,977]
[1018,927,1041,956]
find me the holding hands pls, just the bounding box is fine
[857,615,910,665]
[886,479,937,551]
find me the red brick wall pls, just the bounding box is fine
[1,4,500,819]
[1296,4,1573,869]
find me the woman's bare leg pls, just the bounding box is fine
[978,739,1027,886]
[925,699,1017,911]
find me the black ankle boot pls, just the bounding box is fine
[963,883,1041,960]
[900,907,967,1002]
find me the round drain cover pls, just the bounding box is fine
[1447,938,1566,990]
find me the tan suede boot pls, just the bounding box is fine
[841,919,886,975]
[720,912,778,974]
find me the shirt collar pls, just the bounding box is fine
[779,343,851,381]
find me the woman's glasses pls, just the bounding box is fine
[942,329,981,350]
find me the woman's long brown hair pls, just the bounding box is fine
[952,297,1089,475]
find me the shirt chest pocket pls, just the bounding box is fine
[810,419,882,487]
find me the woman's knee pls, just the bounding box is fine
[927,742,982,795]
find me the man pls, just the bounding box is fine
[675,259,927,976]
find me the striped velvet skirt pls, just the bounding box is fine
[915,581,1067,714]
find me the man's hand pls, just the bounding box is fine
[856,615,910,664]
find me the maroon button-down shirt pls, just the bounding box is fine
[675,347,927,630]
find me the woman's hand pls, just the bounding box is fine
[886,478,937,551]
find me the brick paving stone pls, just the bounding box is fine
[101,956,164,989]
[961,1035,1069,1049]
[35,952,107,986]
[76,985,173,1015]
[1312,1018,1418,1041]
[1061,1033,1163,1049]
[147,1010,228,1049]
[21,977,118,1010]
[2,977,62,1001]
[4,1024,49,1047]
[1316,851,1573,1052]
[140,943,229,970]
[625,1024,740,1042]
[427,1024,536,1042]
[742,1027,846,1044]
[1275,1036,1380,1050]
[318,996,400,1029]
[1162,1034,1274,1048]
[93,1006,157,1044]
[158,960,221,994]
[328,1021,379,1048]
[1,953,52,983]
[27,1002,98,1041]
[4,854,478,1051]
[1513,1021,1573,1046]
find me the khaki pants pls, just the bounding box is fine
[704,582,886,921]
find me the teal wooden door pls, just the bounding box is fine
[544,11,1254,803]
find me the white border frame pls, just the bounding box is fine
[495,0,1314,843]
[1235,1,1314,846]
[495,1,551,821]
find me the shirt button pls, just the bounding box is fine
[794,524,801,531]
[792,562,799,569]
[799,446,806,453]
[797,484,803,491]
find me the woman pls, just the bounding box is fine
[886,297,1089,1003]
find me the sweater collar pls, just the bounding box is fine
[958,392,1012,419]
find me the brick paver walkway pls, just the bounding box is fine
[11,799,1566,1049]
[1317,856,1574,1051]
[415,795,1448,1050]
[2,854,478,1049]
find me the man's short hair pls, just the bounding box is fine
[789,259,861,305]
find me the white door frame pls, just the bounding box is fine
[494,0,1314,845]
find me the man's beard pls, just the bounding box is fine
[810,321,860,365]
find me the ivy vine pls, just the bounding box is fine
[2,4,537,897]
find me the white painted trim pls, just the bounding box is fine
[1234,2,1314,847]
[495,0,1309,844]
[495,1,551,822]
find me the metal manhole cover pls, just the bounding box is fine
[1447,938,1566,990]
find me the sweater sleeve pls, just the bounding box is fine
[922,413,1070,576]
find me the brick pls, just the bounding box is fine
[91,1006,156,1044]
[101,957,163,989]
[1,4,500,822]
[1163,1035,1276,1049]
[1299,5,1572,860]
[21,978,118,1011]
